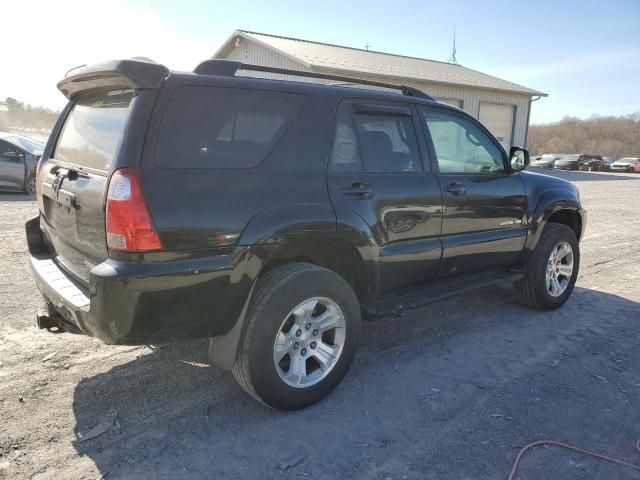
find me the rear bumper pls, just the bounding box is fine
[578,163,601,170]
[610,165,633,171]
[26,215,254,345]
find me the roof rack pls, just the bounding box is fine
[193,60,434,100]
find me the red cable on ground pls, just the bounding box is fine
[508,439,640,479]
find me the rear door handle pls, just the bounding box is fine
[443,181,466,196]
[342,182,373,198]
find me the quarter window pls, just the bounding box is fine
[156,86,307,169]
[422,109,505,174]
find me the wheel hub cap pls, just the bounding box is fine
[545,241,574,297]
[273,297,346,388]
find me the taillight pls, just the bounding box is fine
[105,168,163,252]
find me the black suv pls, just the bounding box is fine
[27,59,586,410]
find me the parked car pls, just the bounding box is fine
[0,132,44,192]
[577,155,604,172]
[553,154,581,171]
[601,156,616,171]
[27,59,586,410]
[531,154,561,169]
[610,157,640,173]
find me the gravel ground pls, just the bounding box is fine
[1,169,639,480]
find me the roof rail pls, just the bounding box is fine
[193,59,434,100]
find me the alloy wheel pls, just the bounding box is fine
[273,297,346,388]
[545,241,574,297]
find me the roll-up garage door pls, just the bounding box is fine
[479,102,514,151]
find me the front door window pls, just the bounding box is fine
[421,110,505,174]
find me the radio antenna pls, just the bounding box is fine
[448,25,458,64]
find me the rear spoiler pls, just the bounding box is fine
[57,58,169,99]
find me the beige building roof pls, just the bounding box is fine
[214,30,546,97]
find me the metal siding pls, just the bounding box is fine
[219,39,532,147]
[224,37,312,82]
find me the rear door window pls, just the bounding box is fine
[53,90,134,172]
[330,100,422,173]
[155,86,307,169]
[354,112,421,173]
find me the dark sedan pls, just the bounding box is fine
[554,154,581,170]
[578,155,605,172]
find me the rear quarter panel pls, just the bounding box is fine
[140,74,338,251]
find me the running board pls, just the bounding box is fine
[366,269,524,319]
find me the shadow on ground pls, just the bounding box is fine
[71,286,640,479]
[529,167,640,182]
[0,192,35,202]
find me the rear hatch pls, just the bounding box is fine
[38,90,135,284]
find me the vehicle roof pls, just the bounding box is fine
[0,132,45,153]
[168,70,458,111]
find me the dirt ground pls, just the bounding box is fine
[1,169,639,480]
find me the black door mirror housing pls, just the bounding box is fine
[509,146,530,172]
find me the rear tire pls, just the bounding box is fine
[513,223,579,311]
[232,263,361,410]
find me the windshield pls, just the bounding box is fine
[2,135,45,155]
[53,89,135,171]
[618,158,638,163]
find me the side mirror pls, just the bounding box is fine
[509,146,530,172]
[3,151,20,160]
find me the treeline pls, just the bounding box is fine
[528,114,640,159]
[0,97,60,132]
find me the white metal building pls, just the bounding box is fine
[213,30,546,150]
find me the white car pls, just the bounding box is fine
[610,157,640,173]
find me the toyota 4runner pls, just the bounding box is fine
[26,58,586,410]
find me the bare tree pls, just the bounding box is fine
[529,114,640,159]
[1,97,60,132]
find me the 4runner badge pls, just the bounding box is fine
[499,219,523,227]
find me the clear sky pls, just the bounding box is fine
[4,0,639,123]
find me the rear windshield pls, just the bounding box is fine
[53,90,135,171]
[155,86,307,169]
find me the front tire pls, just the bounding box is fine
[232,263,361,410]
[513,223,580,310]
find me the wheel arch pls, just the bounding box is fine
[546,209,583,240]
[522,188,585,261]
[209,205,373,370]
[259,237,369,303]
